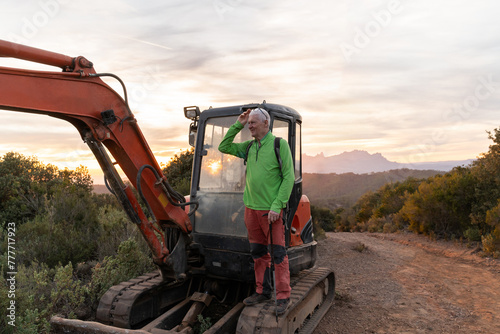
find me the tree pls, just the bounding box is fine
[470,127,500,229]
[400,168,476,238]
[373,178,421,219]
[0,152,93,230]
[353,177,423,224]
[162,148,194,196]
[311,205,336,232]
[354,191,380,223]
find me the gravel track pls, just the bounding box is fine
[313,232,500,334]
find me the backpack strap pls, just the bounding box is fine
[243,141,253,165]
[274,137,289,228]
[274,137,283,179]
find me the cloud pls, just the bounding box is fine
[1,0,499,183]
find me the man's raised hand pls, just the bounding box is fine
[238,109,251,126]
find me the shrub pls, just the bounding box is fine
[401,168,476,238]
[481,234,500,257]
[89,239,155,307]
[367,219,381,233]
[366,216,395,233]
[311,205,336,232]
[15,309,41,334]
[16,212,98,268]
[335,210,356,232]
[485,200,500,243]
[96,204,141,260]
[0,152,93,230]
[464,227,481,242]
[195,314,213,333]
[1,239,155,333]
[383,220,398,233]
[50,263,88,319]
[313,223,326,240]
[5,261,87,333]
[352,242,368,252]
[162,148,194,196]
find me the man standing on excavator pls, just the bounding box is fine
[218,107,295,315]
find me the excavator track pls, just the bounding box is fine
[96,271,192,328]
[236,266,335,334]
[52,267,333,333]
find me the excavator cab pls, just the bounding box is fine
[185,103,317,282]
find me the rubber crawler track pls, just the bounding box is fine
[96,272,166,328]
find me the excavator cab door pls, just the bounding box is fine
[194,114,249,238]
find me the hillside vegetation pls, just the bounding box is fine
[311,127,500,258]
[0,152,188,333]
[304,169,442,209]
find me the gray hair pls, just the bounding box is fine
[249,108,270,123]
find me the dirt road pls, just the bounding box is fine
[313,232,500,334]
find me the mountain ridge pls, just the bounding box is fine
[303,150,474,174]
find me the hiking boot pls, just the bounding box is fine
[243,292,271,306]
[276,298,289,315]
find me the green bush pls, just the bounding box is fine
[400,167,476,238]
[16,194,99,268]
[195,314,213,333]
[90,239,155,307]
[15,309,41,334]
[470,129,500,228]
[354,178,423,224]
[51,263,88,319]
[1,239,155,333]
[2,261,87,333]
[0,152,93,230]
[311,205,336,232]
[96,204,142,260]
[313,223,326,240]
[0,152,160,331]
[464,227,481,242]
[382,217,399,233]
[162,148,194,196]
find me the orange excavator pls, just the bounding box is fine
[0,40,334,333]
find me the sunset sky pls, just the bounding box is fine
[1,0,499,183]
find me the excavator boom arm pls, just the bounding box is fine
[0,40,193,278]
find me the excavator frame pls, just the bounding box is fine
[0,40,334,333]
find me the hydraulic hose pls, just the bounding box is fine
[89,72,133,117]
[136,165,199,220]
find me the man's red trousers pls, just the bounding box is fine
[244,208,291,300]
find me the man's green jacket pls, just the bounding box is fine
[218,121,295,214]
